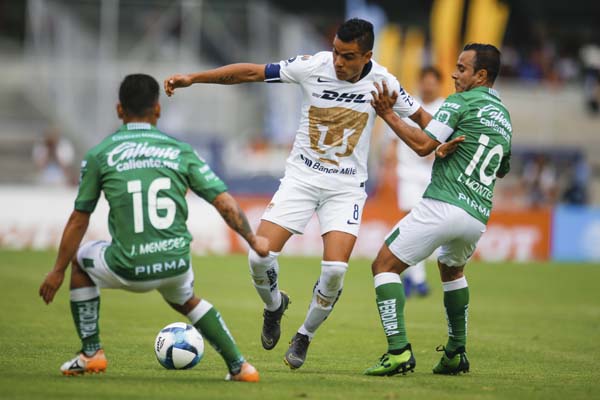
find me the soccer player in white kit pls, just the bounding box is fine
[394,67,445,297]
[164,19,443,370]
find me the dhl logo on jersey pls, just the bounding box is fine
[312,90,368,103]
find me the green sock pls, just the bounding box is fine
[443,277,469,354]
[374,273,408,352]
[70,294,101,356]
[193,306,244,374]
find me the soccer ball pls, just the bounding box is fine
[154,322,204,370]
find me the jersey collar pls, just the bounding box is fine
[471,86,501,99]
[124,122,153,131]
[356,61,373,82]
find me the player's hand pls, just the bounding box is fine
[250,235,270,257]
[435,136,465,158]
[39,269,65,305]
[371,81,398,118]
[164,74,192,97]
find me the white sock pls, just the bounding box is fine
[248,250,282,311]
[442,276,468,292]
[70,286,100,301]
[186,299,213,325]
[298,261,347,339]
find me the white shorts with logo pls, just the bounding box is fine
[385,198,486,267]
[77,240,194,305]
[261,175,368,236]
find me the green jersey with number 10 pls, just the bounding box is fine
[75,123,227,281]
[423,86,512,224]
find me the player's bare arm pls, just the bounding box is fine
[408,108,453,160]
[408,106,433,130]
[212,192,269,257]
[164,63,266,96]
[39,210,91,304]
[371,81,464,158]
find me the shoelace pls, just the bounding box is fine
[291,335,309,351]
[263,308,281,329]
[369,353,391,368]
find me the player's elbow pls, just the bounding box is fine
[244,69,261,82]
[415,147,431,157]
[67,210,91,233]
[240,64,265,82]
[415,143,434,157]
[212,192,237,218]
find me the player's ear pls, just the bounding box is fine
[116,103,124,119]
[154,103,161,119]
[476,69,488,85]
[364,50,373,62]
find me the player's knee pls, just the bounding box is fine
[320,261,348,294]
[371,247,406,276]
[438,262,464,281]
[371,257,393,276]
[69,258,94,287]
[248,249,277,272]
[443,270,464,282]
[169,295,200,315]
[371,259,381,276]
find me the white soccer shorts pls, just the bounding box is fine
[76,240,195,305]
[385,198,486,267]
[261,175,368,236]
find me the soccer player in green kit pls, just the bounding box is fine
[39,74,266,382]
[364,43,511,376]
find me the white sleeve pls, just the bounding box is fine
[389,78,421,118]
[264,54,319,84]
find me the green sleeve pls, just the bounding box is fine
[185,148,227,203]
[424,94,467,142]
[74,151,102,213]
[498,151,511,176]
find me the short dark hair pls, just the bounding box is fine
[463,43,501,84]
[119,74,159,117]
[420,66,442,81]
[336,18,374,53]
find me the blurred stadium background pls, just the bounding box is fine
[1,0,600,262]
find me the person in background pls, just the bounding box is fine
[32,126,76,186]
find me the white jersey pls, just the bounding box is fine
[396,97,444,209]
[265,51,420,188]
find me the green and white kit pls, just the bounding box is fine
[75,122,226,284]
[386,86,512,265]
[424,86,512,224]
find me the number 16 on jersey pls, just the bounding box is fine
[127,178,176,233]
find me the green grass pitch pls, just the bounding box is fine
[0,249,599,399]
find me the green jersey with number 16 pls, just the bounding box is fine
[75,123,227,281]
[423,86,512,224]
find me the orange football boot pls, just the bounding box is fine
[61,349,108,376]
[225,362,260,382]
